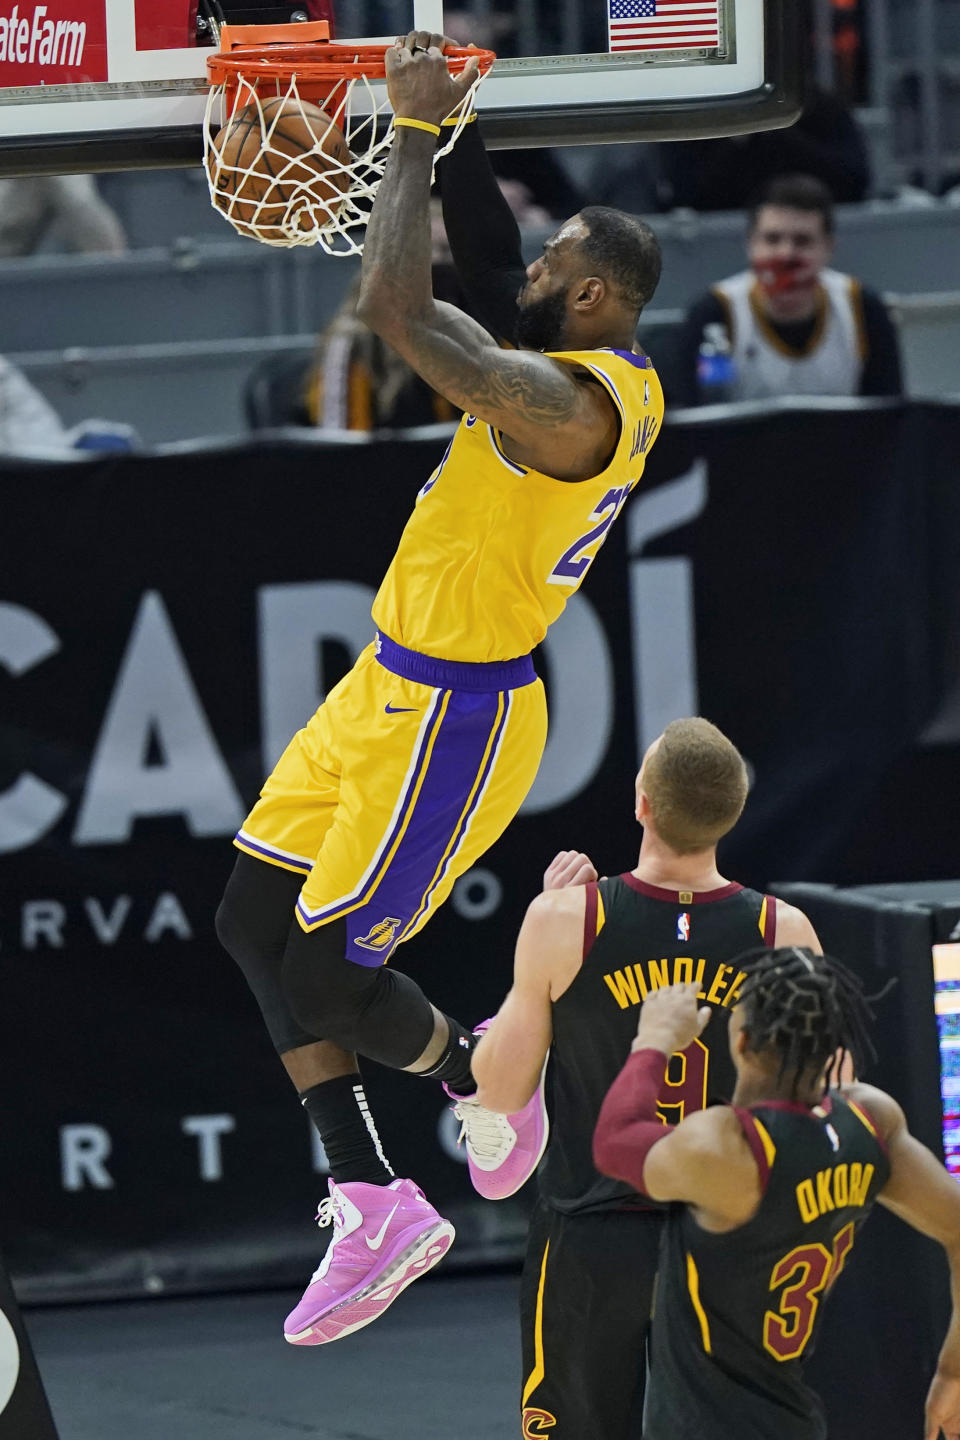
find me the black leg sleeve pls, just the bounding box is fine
[281,917,438,1071]
[215,852,321,1055]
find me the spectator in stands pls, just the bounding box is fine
[0,353,68,453]
[249,203,472,431]
[301,283,462,431]
[0,352,138,454]
[0,176,126,258]
[671,174,903,407]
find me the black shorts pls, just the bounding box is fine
[519,1200,664,1440]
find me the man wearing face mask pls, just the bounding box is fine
[672,174,903,407]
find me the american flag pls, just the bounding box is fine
[608,0,722,54]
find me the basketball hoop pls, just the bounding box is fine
[204,23,495,254]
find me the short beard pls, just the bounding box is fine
[517,289,568,351]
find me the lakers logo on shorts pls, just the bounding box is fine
[355,917,403,952]
[522,1408,557,1437]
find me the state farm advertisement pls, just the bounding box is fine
[0,0,107,85]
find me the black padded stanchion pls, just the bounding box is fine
[0,1249,59,1439]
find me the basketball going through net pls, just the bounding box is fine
[204,23,494,255]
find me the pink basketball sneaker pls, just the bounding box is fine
[283,1177,455,1346]
[447,1020,549,1201]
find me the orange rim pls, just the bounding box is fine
[207,41,495,88]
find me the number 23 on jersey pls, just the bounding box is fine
[547,482,634,587]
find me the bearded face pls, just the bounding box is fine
[516,285,569,352]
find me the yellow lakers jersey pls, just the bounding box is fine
[372,349,665,663]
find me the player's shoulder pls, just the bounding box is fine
[838,1081,905,1143]
[769,897,820,950]
[525,885,589,931]
[681,1102,746,1147]
[656,1104,757,1182]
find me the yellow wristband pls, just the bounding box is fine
[441,111,478,126]
[394,116,442,137]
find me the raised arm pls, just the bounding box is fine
[472,883,586,1113]
[593,983,761,1227]
[849,1084,960,1439]
[435,115,526,345]
[356,36,615,478]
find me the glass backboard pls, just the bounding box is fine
[0,0,802,175]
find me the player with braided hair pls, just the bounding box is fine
[595,959,960,1440]
[734,944,876,1093]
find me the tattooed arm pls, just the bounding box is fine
[356,35,617,480]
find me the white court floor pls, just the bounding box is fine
[27,1272,521,1440]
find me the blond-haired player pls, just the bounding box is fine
[472,717,820,1438]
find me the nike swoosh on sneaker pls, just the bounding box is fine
[365,1202,401,1250]
[385,703,418,714]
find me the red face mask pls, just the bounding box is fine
[753,255,817,297]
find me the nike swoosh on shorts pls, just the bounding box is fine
[385,703,419,714]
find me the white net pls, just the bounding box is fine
[203,64,485,255]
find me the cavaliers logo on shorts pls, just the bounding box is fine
[522,1408,557,1437]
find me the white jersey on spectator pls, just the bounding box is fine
[0,355,67,454]
[713,267,866,401]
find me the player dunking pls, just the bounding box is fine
[471,718,821,1438]
[214,32,665,1346]
[594,960,960,1440]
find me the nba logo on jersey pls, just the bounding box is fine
[355,917,403,952]
[677,912,691,942]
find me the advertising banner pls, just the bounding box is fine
[1,402,958,1313]
[0,0,107,86]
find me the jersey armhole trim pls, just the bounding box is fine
[578,359,626,422]
[733,1106,775,1192]
[582,881,605,959]
[487,424,528,477]
[845,1098,891,1158]
[760,895,777,945]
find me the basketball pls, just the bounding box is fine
[207,96,352,243]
